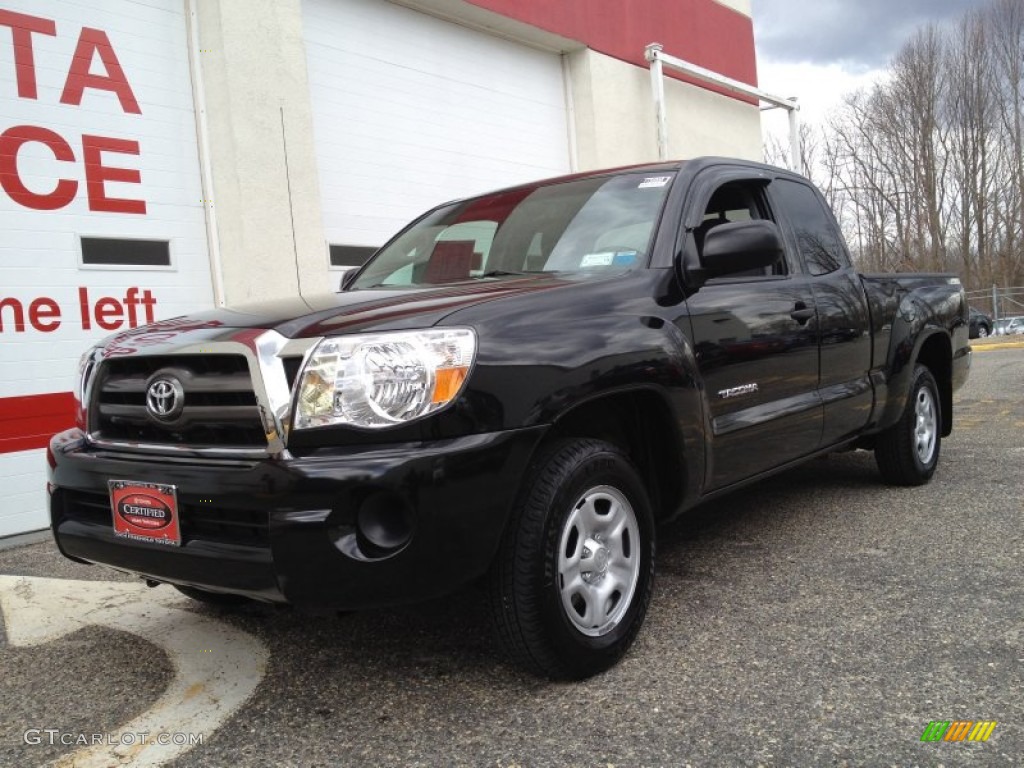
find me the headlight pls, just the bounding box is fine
[294,328,476,429]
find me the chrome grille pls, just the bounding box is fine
[90,354,267,448]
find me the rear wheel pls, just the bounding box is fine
[875,364,941,486]
[488,439,655,679]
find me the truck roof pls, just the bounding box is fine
[444,156,801,208]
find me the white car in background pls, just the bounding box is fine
[993,316,1024,335]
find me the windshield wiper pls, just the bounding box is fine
[477,270,535,278]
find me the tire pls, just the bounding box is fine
[488,438,655,680]
[978,325,989,338]
[174,584,252,608]
[875,364,941,486]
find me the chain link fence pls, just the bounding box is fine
[964,286,1024,334]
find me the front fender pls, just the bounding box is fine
[446,271,708,509]
[539,318,707,510]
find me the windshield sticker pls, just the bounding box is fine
[581,252,616,267]
[581,250,638,268]
[638,176,672,188]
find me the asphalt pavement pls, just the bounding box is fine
[1,347,1021,767]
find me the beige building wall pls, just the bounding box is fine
[567,48,763,171]
[193,0,327,305]
[191,0,762,305]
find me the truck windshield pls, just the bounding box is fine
[349,172,675,289]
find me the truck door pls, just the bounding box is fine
[680,178,822,490]
[768,178,873,446]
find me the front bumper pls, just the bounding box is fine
[48,427,546,610]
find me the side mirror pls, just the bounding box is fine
[701,219,783,278]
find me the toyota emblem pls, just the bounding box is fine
[146,376,185,421]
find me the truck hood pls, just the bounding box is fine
[105,275,581,345]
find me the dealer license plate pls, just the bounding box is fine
[108,480,182,546]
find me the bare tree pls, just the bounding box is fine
[988,0,1024,287]
[765,0,1024,290]
[946,9,996,284]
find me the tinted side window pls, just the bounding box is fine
[772,180,848,276]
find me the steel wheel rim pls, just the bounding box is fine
[914,386,937,465]
[978,326,988,338]
[557,485,641,637]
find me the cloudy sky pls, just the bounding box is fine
[752,0,986,132]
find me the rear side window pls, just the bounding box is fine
[771,180,849,276]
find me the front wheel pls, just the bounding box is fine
[875,364,941,486]
[488,439,655,679]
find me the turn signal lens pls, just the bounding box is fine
[431,366,469,404]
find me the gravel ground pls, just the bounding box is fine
[1,348,1021,767]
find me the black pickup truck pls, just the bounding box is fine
[48,158,971,679]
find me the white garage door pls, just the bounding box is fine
[0,0,213,536]
[302,0,572,258]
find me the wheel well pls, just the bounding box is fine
[917,333,953,436]
[546,391,684,521]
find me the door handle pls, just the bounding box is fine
[790,303,815,324]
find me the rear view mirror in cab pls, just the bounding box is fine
[700,219,783,279]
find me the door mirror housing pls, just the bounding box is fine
[702,219,783,277]
[685,220,784,289]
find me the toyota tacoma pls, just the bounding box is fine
[48,158,972,679]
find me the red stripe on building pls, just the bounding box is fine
[467,0,758,102]
[0,392,75,454]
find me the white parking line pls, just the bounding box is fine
[0,576,268,767]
